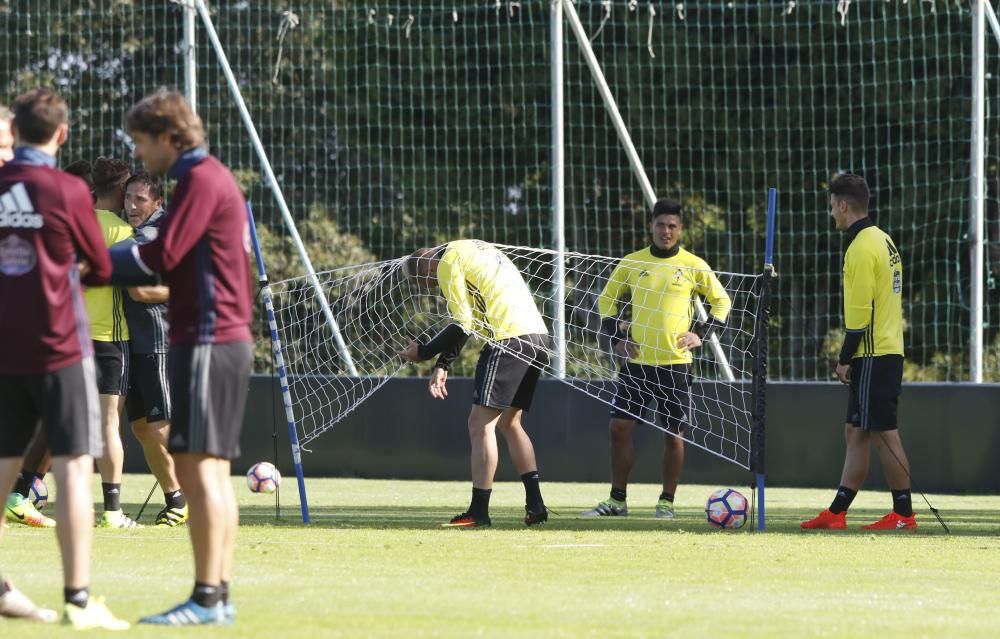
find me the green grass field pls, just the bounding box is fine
[3,475,999,638]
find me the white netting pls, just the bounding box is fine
[269,243,763,469]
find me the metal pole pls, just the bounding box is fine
[182,0,197,111]
[551,0,567,379]
[971,0,985,383]
[193,0,359,377]
[987,0,1000,48]
[247,204,311,524]
[562,0,735,382]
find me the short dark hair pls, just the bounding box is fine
[125,170,164,202]
[829,173,870,213]
[651,198,683,222]
[126,90,205,150]
[63,160,93,189]
[11,88,68,145]
[91,157,131,199]
[404,246,445,277]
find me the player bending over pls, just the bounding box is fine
[801,173,916,531]
[582,198,731,519]
[400,240,549,528]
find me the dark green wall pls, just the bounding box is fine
[173,377,1000,493]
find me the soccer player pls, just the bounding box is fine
[84,157,142,529]
[399,239,550,528]
[801,173,916,531]
[111,90,253,625]
[121,171,188,527]
[0,88,128,629]
[582,198,731,519]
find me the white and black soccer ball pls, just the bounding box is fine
[705,488,748,529]
[29,477,48,511]
[246,462,281,494]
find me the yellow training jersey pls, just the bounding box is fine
[843,222,904,357]
[84,209,133,342]
[437,240,548,340]
[597,246,731,366]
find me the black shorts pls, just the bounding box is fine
[610,363,692,432]
[93,340,130,396]
[126,352,171,423]
[846,355,903,431]
[0,358,102,458]
[472,333,550,411]
[168,342,252,459]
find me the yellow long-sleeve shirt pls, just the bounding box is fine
[597,246,731,366]
[843,221,904,357]
[437,240,548,340]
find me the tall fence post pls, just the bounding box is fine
[970,0,985,383]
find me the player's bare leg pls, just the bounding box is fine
[467,404,503,490]
[95,395,137,528]
[51,454,94,590]
[496,407,547,525]
[131,418,181,494]
[609,417,637,490]
[495,407,536,474]
[217,459,237,583]
[873,430,910,489]
[661,431,684,498]
[839,424,871,489]
[173,454,226,584]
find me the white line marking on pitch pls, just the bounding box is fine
[539,544,608,548]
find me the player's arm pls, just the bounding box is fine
[691,266,732,341]
[398,258,473,371]
[838,248,875,368]
[68,184,112,286]
[127,285,169,303]
[597,262,635,356]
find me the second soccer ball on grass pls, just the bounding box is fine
[705,488,748,529]
[29,477,48,511]
[246,462,282,494]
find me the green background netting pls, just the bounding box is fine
[1,0,996,380]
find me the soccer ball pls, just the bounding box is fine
[29,477,48,511]
[246,462,281,494]
[705,488,748,529]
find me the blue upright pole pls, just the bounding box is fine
[246,203,311,524]
[752,187,777,532]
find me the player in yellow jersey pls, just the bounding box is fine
[83,158,142,529]
[399,240,550,528]
[582,199,731,519]
[802,173,916,531]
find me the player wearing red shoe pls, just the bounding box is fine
[801,174,916,532]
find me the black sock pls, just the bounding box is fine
[191,582,221,608]
[469,488,492,519]
[165,490,187,510]
[521,471,544,510]
[659,491,675,502]
[891,489,913,517]
[64,586,89,608]
[610,487,627,502]
[219,581,229,605]
[102,483,121,511]
[829,486,858,514]
[13,473,32,499]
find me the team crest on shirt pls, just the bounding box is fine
[0,234,37,276]
[671,269,684,287]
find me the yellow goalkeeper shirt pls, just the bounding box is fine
[843,220,904,357]
[597,246,731,366]
[84,209,133,342]
[437,240,548,340]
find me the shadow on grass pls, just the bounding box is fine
[220,503,994,537]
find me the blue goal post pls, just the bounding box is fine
[751,187,778,532]
[247,202,312,524]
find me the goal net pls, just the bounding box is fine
[269,243,763,469]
